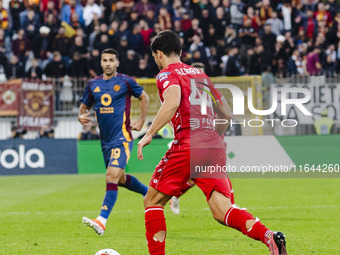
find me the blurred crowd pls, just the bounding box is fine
[1,0,340,80]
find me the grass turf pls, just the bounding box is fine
[0,174,339,254]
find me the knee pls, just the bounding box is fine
[212,210,225,225]
[106,171,120,183]
[143,194,151,208]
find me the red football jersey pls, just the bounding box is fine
[156,62,225,148]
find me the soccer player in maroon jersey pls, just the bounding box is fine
[138,30,287,255]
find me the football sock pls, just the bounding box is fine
[99,183,118,221]
[145,207,166,255]
[224,207,271,247]
[120,174,148,196]
[178,182,194,198]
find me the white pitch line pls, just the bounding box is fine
[2,205,339,215]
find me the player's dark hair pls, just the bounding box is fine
[101,48,119,59]
[150,30,181,56]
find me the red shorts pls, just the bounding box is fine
[150,145,232,201]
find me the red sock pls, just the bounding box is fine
[178,182,194,197]
[224,207,272,247]
[145,207,166,255]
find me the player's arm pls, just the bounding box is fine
[137,86,181,160]
[131,90,149,131]
[213,97,233,136]
[78,103,92,126]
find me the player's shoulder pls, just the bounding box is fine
[116,73,137,84]
[88,74,104,85]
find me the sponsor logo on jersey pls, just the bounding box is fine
[94,87,100,92]
[163,81,170,88]
[114,85,120,92]
[159,75,168,82]
[157,72,170,80]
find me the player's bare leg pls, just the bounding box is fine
[144,186,172,255]
[208,190,287,255]
[82,166,124,235]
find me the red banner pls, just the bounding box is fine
[0,79,22,116]
[18,80,54,130]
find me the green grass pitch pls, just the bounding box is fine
[0,174,339,254]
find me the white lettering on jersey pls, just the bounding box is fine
[175,68,202,75]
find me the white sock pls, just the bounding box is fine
[96,216,107,227]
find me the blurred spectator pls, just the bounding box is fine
[12,29,30,64]
[215,7,227,38]
[9,0,25,32]
[119,50,138,76]
[224,25,237,48]
[83,0,102,27]
[127,24,144,55]
[0,28,7,70]
[189,35,209,65]
[139,19,153,48]
[184,18,203,48]
[133,0,155,18]
[5,55,24,79]
[156,0,172,16]
[80,125,100,140]
[128,10,139,31]
[39,125,54,138]
[314,109,334,135]
[306,47,322,75]
[26,58,42,79]
[230,0,244,31]
[266,11,283,36]
[314,2,332,27]
[225,47,240,76]
[135,58,153,78]
[87,48,101,77]
[53,26,72,67]
[158,7,172,30]
[259,0,272,22]
[44,51,66,78]
[304,10,317,39]
[69,52,87,78]
[0,0,9,31]
[10,126,27,139]
[261,23,277,54]
[43,1,58,24]
[279,0,292,33]
[287,49,302,76]
[323,44,337,77]
[244,6,261,31]
[180,10,191,32]
[239,18,257,63]
[207,46,221,77]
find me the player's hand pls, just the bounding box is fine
[78,113,92,126]
[137,133,152,161]
[131,118,144,131]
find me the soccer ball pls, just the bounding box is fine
[95,249,120,255]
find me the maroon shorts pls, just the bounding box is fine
[149,146,232,201]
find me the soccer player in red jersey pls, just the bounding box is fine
[138,30,287,255]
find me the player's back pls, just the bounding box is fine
[157,62,224,149]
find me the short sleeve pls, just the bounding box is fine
[156,71,180,98]
[80,81,94,107]
[127,77,144,98]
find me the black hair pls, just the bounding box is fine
[101,48,119,59]
[150,30,181,56]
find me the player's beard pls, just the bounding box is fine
[104,68,114,76]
